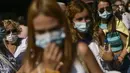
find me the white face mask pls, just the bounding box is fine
[6,32,18,43]
[74,21,90,33]
[35,28,66,49]
[98,11,112,19]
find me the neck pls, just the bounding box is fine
[78,32,89,39]
[5,42,16,54]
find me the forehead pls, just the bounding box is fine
[33,14,59,30]
[6,24,15,31]
[98,1,109,9]
[115,1,122,5]
[74,9,88,18]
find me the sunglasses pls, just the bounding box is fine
[99,6,112,13]
[6,29,17,35]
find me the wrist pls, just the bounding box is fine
[118,56,124,62]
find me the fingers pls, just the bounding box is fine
[51,46,59,60]
[56,62,64,70]
[56,51,62,62]
[43,42,63,70]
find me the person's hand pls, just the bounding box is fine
[99,45,114,61]
[118,56,124,63]
[43,43,63,70]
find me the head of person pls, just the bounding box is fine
[113,0,125,12]
[112,0,125,20]
[57,2,67,12]
[2,19,20,44]
[26,0,73,72]
[17,16,28,39]
[97,0,113,20]
[66,0,93,42]
[125,1,130,13]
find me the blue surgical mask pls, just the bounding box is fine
[99,23,107,29]
[35,28,65,49]
[74,21,90,33]
[98,11,112,19]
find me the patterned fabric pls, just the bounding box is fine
[0,43,18,73]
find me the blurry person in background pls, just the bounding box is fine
[122,1,130,31]
[57,2,67,12]
[113,0,125,20]
[95,0,130,72]
[113,0,130,31]
[0,20,21,73]
[13,16,28,67]
[17,16,28,39]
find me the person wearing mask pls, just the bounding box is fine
[66,0,121,73]
[17,0,104,73]
[17,0,73,73]
[0,19,21,73]
[95,0,130,72]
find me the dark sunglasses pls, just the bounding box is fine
[6,29,17,35]
[99,6,112,13]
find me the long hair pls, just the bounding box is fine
[94,0,117,33]
[25,0,74,73]
[66,0,94,43]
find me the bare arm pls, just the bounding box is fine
[77,42,103,73]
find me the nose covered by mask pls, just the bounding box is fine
[35,28,66,49]
[74,21,90,33]
[98,11,112,19]
[6,32,18,43]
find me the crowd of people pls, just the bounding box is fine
[0,0,130,73]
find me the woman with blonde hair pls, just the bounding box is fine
[17,0,74,73]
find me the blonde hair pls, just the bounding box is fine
[2,19,20,33]
[24,0,74,73]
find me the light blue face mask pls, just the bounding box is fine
[98,11,112,19]
[74,21,90,33]
[35,28,65,49]
[99,23,107,29]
